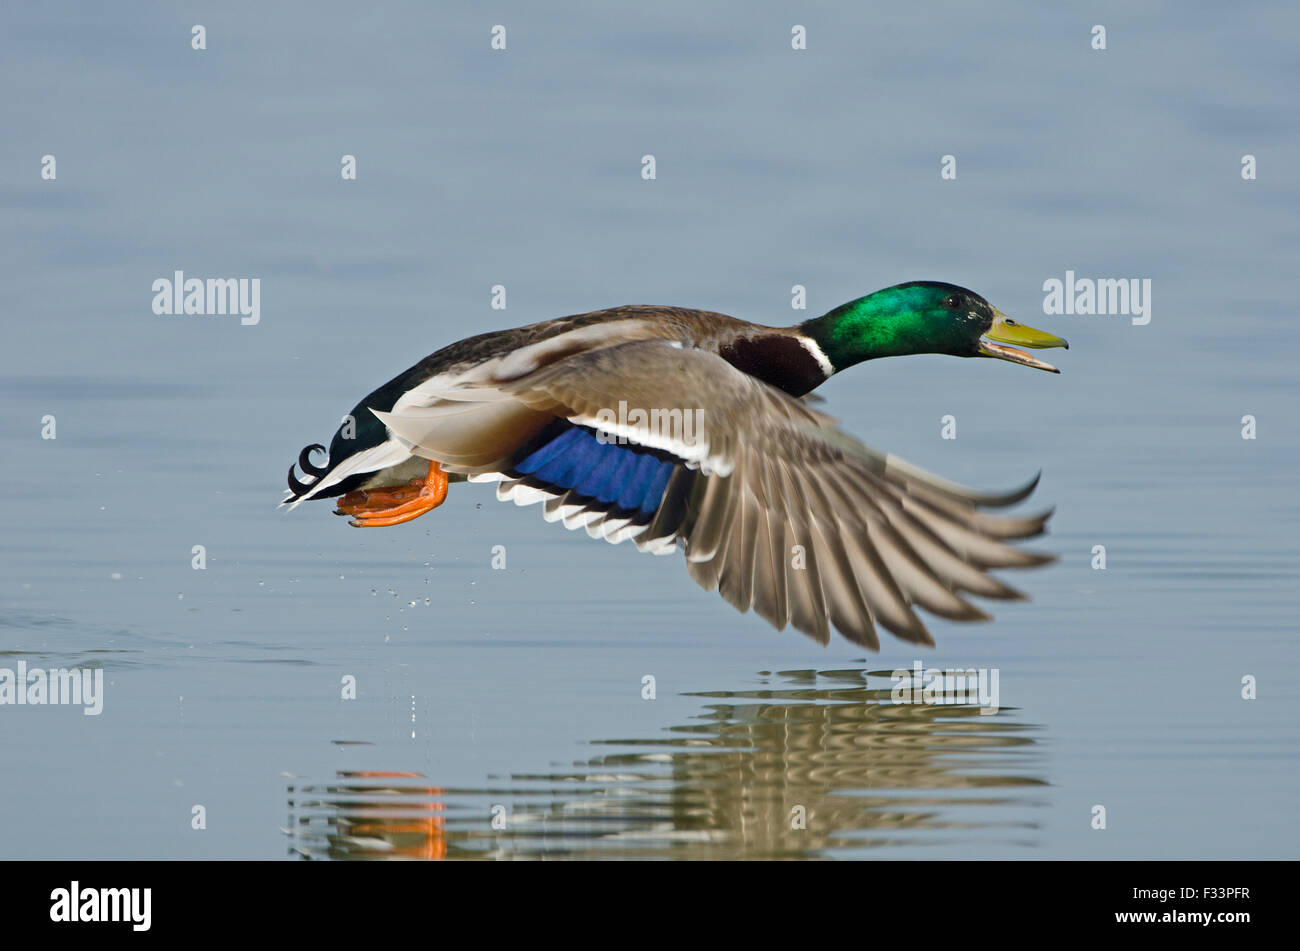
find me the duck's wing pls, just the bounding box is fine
[284,312,683,505]
[381,338,1054,649]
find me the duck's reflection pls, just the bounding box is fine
[287,771,448,860]
[286,668,1046,859]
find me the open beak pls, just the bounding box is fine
[979,310,1069,374]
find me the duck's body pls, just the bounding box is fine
[285,282,1069,649]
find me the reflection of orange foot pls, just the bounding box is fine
[347,771,447,860]
[334,460,448,527]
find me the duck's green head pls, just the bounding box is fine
[799,281,1068,374]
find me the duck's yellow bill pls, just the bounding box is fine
[979,310,1069,373]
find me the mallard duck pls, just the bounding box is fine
[284,281,1068,649]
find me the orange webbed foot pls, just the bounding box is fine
[334,460,449,527]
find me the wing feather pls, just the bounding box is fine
[381,337,1054,648]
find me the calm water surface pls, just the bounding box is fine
[2,1,1298,859]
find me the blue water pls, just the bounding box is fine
[2,1,1297,859]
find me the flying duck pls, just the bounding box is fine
[284,281,1068,649]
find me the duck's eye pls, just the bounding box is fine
[943,295,961,310]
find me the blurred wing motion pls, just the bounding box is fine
[373,339,1054,649]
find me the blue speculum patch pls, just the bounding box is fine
[513,425,676,517]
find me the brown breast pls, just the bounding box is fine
[716,333,829,397]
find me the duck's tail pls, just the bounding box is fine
[282,425,414,509]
